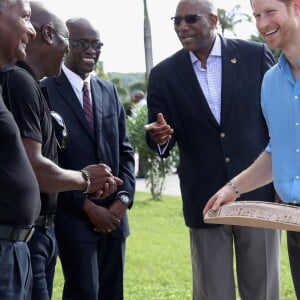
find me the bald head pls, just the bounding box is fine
[30,1,65,33]
[176,0,217,16]
[66,17,99,38]
[64,17,101,79]
[23,1,68,79]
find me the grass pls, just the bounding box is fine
[53,192,296,300]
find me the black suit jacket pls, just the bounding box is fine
[41,72,135,241]
[147,36,275,228]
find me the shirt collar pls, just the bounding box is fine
[189,34,222,64]
[62,64,91,92]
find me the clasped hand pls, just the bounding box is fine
[82,163,123,198]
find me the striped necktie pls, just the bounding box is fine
[82,81,94,129]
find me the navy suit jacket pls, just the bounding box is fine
[146,36,275,228]
[41,72,135,241]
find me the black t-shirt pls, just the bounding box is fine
[3,62,58,215]
[0,94,40,225]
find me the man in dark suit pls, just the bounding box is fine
[145,0,280,299]
[41,17,135,300]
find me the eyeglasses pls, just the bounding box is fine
[171,14,210,26]
[50,111,68,150]
[69,39,104,51]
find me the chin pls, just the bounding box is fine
[16,51,26,62]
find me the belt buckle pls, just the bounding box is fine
[25,227,35,242]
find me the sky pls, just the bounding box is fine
[43,0,257,73]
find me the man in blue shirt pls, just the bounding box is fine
[204,0,300,297]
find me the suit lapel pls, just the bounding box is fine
[55,72,95,140]
[174,50,220,127]
[220,38,239,125]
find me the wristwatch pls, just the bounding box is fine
[118,194,131,205]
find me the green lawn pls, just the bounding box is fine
[53,192,296,300]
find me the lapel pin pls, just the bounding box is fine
[231,58,237,64]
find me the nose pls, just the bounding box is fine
[86,44,97,53]
[256,15,270,32]
[176,19,190,30]
[28,21,36,40]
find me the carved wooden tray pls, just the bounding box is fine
[204,201,300,232]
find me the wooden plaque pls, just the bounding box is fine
[204,201,300,232]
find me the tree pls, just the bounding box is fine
[217,5,252,36]
[94,61,109,80]
[143,0,153,80]
[249,34,282,62]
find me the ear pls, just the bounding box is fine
[209,14,218,29]
[40,24,53,44]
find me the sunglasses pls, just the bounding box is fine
[51,111,68,150]
[171,14,210,26]
[69,39,103,51]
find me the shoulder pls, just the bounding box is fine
[5,65,34,85]
[150,49,187,75]
[223,37,265,50]
[91,74,116,91]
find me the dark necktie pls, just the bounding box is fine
[82,81,94,129]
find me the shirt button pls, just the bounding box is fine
[297,149,300,153]
[296,123,300,126]
[295,95,299,100]
[225,157,230,163]
[220,132,225,138]
[296,176,300,180]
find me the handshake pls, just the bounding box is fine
[80,163,123,199]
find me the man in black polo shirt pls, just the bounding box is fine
[2,2,122,300]
[0,0,41,299]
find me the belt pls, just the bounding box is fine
[0,225,34,242]
[287,203,300,207]
[35,215,55,229]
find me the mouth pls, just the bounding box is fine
[180,35,194,41]
[20,41,27,48]
[179,35,195,46]
[263,28,279,39]
[82,57,95,64]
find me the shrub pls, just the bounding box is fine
[127,105,178,200]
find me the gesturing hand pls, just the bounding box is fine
[144,113,174,146]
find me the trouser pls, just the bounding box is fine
[27,224,57,300]
[0,239,32,300]
[57,234,125,300]
[190,225,281,300]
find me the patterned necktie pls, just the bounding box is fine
[82,81,94,129]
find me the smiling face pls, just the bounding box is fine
[252,0,300,51]
[0,0,36,67]
[174,0,218,59]
[64,18,101,80]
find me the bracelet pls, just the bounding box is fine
[227,180,241,198]
[80,169,91,194]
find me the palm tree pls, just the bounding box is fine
[143,0,153,80]
[217,5,252,36]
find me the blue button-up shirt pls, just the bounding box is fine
[262,54,300,203]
